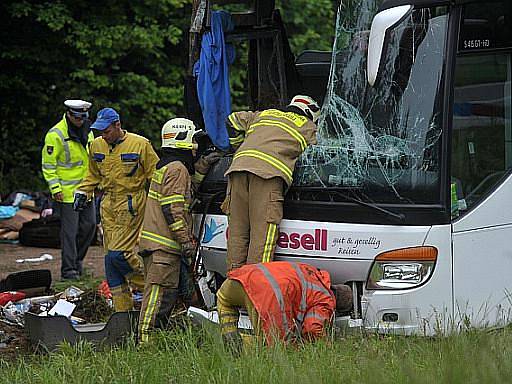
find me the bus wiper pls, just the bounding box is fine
[329,190,405,222]
[290,187,405,222]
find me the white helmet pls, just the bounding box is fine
[161,118,198,150]
[288,95,321,123]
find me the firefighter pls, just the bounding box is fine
[223,95,320,270]
[138,118,221,343]
[42,99,97,280]
[74,107,159,311]
[217,261,352,345]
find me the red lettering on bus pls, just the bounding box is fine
[276,229,327,251]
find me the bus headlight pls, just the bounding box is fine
[366,246,437,290]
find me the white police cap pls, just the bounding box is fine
[64,99,92,111]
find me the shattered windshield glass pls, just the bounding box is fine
[294,1,448,205]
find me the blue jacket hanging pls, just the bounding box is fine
[194,11,235,151]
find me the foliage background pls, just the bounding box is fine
[0,0,336,194]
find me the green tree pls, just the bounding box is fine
[0,0,337,195]
[0,0,190,194]
[276,0,337,53]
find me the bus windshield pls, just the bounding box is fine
[294,1,449,205]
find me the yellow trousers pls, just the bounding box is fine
[216,279,262,341]
[101,191,146,311]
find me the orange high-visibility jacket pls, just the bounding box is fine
[228,261,336,343]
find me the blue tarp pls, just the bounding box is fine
[0,193,32,219]
[0,206,18,219]
[194,11,235,150]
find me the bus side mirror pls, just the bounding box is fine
[367,5,412,86]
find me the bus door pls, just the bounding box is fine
[451,1,512,328]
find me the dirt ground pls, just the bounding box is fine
[0,243,107,362]
[0,243,197,361]
[0,321,28,361]
[0,243,105,281]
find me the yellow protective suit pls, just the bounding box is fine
[78,130,159,311]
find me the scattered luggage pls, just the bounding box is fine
[0,269,52,294]
[18,217,61,248]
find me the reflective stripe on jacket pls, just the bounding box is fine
[228,261,335,343]
[139,161,193,254]
[41,116,94,203]
[225,109,317,186]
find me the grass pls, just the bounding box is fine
[8,275,510,383]
[2,322,512,384]
[52,272,104,294]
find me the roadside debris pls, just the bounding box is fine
[187,306,252,329]
[0,291,26,306]
[186,307,364,337]
[25,310,138,352]
[0,278,135,352]
[60,285,84,300]
[16,253,53,263]
[0,320,28,359]
[0,269,52,294]
[0,330,17,349]
[0,191,50,243]
[47,299,76,317]
[2,300,32,326]
[0,282,111,327]
[0,270,142,354]
[97,279,112,299]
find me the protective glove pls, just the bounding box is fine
[194,130,213,155]
[202,151,223,165]
[181,240,197,271]
[73,191,88,211]
[195,151,223,176]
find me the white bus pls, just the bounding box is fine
[191,0,512,335]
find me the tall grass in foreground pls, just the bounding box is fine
[2,323,512,384]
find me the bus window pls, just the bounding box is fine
[451,52,512,217]
[294,4,449,206]
[458,1,512,52]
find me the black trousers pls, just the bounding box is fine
[55,201,96,279]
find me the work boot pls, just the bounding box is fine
[61,273,80,281]
[112,290,134,312]
[138,288,180,344]
[240,332,256,349]
[156,289,180,330]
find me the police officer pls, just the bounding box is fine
[42,100,96,280]
[223,95,320,270]
[138,118,221,343]
[75,107,159,311]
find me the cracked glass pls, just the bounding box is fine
[294,1,448,205]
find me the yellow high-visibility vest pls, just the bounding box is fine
[41,115,94,203]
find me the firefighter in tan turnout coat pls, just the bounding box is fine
[223,95,320,271]
[138,118,220,343]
